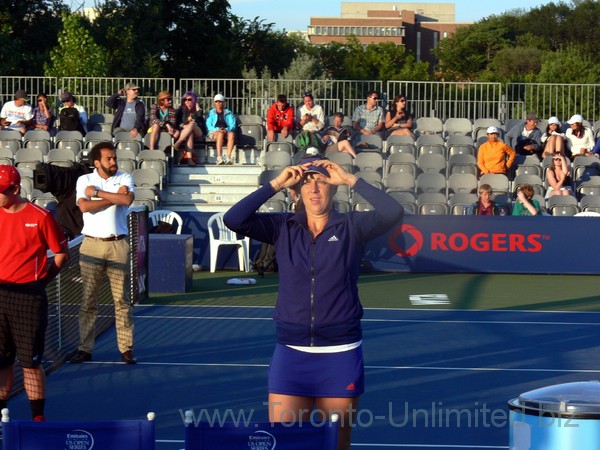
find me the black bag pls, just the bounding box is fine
[151,221,175,234]
[253,242,277,277]
[59,107,81,132]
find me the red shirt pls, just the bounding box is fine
[266,103,294,132]
[0,203,67,284]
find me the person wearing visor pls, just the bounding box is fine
[0,165,69,421]
[224,158,403,450]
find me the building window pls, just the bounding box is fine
[351,27,356,35]
[368,27,373,36]
[333,27,338,35]
[374,27,379,36]
[327,26,332,35]
[391,27,397,36]
[345,27,350,35]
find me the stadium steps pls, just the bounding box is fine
[163,164,263,212]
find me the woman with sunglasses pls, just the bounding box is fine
[32,93,53,132]
[384,94,414,137]
[224,157,403,450]
[174,91,206,166]
[545,152,574,198]
[148,91,180,152]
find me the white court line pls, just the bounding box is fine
[78,361,600,374]
[135,314,600,327]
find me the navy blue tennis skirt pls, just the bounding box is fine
[268,343,364,398]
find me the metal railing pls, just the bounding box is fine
[1,76,598,124]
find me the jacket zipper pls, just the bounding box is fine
[310,237,316,346]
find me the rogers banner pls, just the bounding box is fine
[367,215,599,274]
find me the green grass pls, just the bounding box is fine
[146,271,600,311]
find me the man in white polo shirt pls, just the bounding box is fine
[0,89,33,135]
[70,141,137,365]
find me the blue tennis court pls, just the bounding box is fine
[5,303,600,449]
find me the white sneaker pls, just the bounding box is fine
[216,156,224,165]
[226,156,234,165]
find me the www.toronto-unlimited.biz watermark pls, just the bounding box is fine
[181,401,571,429]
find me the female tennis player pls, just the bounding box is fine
[224,158,403,449]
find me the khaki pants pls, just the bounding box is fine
[78,238,133,354]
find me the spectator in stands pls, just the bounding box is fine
[58,91,88,134]
[266,94,294,142]
[70,142,136,365]
[106,82,147,138]
[322,112,356,157]
[565,114,595,158]
[477,126,516,176]
[296,91,324,134]
[541,117,567,158]
[469,184,500,215]
[32,93,54,133]
[148,91,180,151]
[505,112,543,159]
[545,152,574,198]
[384,94,414,138]
[512,184,542,216]
[0,89,33,135]
[174,91,206,166]
[206,94,236,165]
[0,165,69,420]
[352,90,384,144]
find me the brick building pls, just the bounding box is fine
[307,2,469,67]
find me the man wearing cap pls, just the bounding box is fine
[0,165,69,420]
[477,126,516,176]
[70,141,136,365]
[505,112,543,159]
[0,89,34,134]
[266,94,295,143]
[58,91,88,134]
[296,92,324,133]
[206,94,236,165]
[106,83,147,138]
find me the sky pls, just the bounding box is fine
[228,0,550,31]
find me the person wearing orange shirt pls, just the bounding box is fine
[477,126,516,175]
[266,94,294,142]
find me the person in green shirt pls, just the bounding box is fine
[512,184,542,216]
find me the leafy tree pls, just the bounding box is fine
[279,54,324,81]
[0,0,67,74]
[484,46,543,82]
[44,12,108,78]
[537,44,600,84]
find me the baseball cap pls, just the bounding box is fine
[567,114,584,125]
[526,112,539,121]
[548,116,561,126]
[0,165,21,194]
[214,94,226,102]
[486,126,499,134]
[14,89,28,100]
[305,146,321,156]
[124,82,139,90]
[60,91,74,103]
[302,157,330,178]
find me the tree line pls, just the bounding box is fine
[2,0,599,84]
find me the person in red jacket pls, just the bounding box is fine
[266,94,294,142]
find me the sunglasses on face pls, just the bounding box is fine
[370,96,379,100]
[398,99,406,102]
[184,98,193,102]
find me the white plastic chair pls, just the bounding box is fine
[207,212,250,273]
[149,209,183,234]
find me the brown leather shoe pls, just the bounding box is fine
[121,350,137,365]
[69,351,92,363]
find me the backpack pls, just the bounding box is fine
[253,242,277,277]
[296,130,323,153]
[59,107,82,132]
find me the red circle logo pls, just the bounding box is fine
[388,224,424,257]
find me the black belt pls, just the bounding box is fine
[84,235,126,241]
